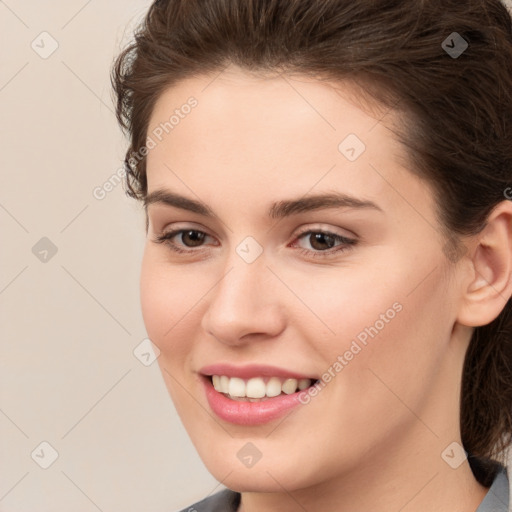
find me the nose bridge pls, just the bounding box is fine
[201,244,284,344]
[213,232,270,303]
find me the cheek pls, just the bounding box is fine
[140,250,186,351]
[139,251,166,341]
[295,255,449,399]
[280,258,405,346]
[325,265,452,430]
[140,249,207,370]
[140,252,195,409]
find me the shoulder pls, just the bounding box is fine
[176,488,241,512]
[476,465,509,512]
[468,453,508,488]
[469,455,510,512]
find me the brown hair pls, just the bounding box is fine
[111,0,512,480]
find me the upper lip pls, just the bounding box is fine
[199,363,318,380]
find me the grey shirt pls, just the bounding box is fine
[177,456,509,512]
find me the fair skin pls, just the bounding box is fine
[140,64,512,512]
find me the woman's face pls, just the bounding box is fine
[141,66,468,492]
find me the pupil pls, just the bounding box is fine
[184,230,204,247]
[311,233,334,250]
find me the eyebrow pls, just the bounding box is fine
[144,188,383,219]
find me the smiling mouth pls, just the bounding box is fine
[207,374,320,402]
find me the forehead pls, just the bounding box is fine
[148,66,394,145]
[145,66,433,225]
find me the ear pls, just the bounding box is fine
[456,200,512,327]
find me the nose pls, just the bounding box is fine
[200,253,286,347]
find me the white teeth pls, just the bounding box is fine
[266,377,282,397]
[298,378,311,390]
[210,375,315,399]
[228,377,246,397]
[246,377,266,398]
[220,375,229,393]
[282,378,298,395]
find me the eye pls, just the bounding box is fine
[291,229,357,259]
[154,228,216,254]
[152,227,357,259]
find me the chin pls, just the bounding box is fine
[212,466,300,493]
[197,449,324,494]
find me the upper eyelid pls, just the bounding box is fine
[156,222,354,236]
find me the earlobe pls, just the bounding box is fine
[456,200,512,327]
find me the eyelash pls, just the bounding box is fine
[153,227,357,259]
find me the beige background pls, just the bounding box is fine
[1,1,511,511]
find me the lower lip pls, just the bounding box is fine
[202,376,308,426]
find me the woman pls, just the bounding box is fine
[111,1,512,510]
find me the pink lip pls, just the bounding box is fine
[201,375,309,425]
[199,363,317,380]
